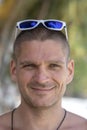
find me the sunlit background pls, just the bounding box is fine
[0,0,87,119]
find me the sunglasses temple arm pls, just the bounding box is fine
[15,27,18,39]
[64,26,68,41]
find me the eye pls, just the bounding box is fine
[22,64,37,70]
[49,64,60,69]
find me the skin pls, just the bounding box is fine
[0,39,86,130]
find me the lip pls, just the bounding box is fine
[32,87,54,91]
[31,87,55,94]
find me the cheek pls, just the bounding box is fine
[16,70,33,87]
[50,70,68,96]
[52,71,67,95]
[51,70,68,83]
[16,74,31,97]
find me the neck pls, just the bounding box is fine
[14,101,65,130]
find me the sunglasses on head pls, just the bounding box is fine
[15,19,68,40]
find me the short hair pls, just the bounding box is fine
[13,24,70,61]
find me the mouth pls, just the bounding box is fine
[31,86,55,94]
[32,87,55,91]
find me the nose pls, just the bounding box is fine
[33,67,50,84]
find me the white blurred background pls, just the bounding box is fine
[62,97,87,119]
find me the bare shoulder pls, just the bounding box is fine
[66,111,87,130]
[0,111,12,130]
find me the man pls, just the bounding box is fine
[0,19,87,130]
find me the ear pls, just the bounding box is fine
[66,59,74,85]
[10,59,17,82]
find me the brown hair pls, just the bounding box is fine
[13,24,70,61]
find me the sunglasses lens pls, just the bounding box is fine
[45,21,63,29]
[19,21,37,29]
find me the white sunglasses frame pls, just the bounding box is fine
[15,19,68,40]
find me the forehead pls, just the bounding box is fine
[16,40,67,62]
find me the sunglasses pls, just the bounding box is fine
[15,19,68,40]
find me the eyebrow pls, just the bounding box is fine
[19,61,34,66]
[47,60,65,64]
[19,60,65,66]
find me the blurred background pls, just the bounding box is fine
[0,0,87,118]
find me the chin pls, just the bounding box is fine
[22,93,60,109]
[26,98,59,109]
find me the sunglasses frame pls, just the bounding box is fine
[15,19,68,40]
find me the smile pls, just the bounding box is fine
[32,87,55,91]
[31,87,55,94]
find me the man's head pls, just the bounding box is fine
[13,24,70,62]
[11,24,74,108]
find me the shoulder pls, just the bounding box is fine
[66,111,87,130]
[0,111,12,130]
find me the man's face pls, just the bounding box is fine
[11,40,74,108]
